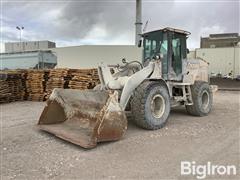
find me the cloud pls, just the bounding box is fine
[142,0,239,49]
[1,0,239,50]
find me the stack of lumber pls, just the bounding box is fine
[69,68,100,90]
[45,69,70,99]
[0,71,24,102]
[19,70,28,100]
[0,68,100,103]
[0,80,11,103]
[25,70,49,101]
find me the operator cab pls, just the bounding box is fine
[142,27,190,81]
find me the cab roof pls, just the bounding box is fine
[143,27,191,36]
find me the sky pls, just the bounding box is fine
[0,0,239,52]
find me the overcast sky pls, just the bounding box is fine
[1,0,239,52]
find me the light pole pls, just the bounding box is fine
[16,26,24,51]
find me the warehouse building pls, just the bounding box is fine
[194,47,240,78]
[1,44,141,70]
[200,33,240,48]
[0,50,57,70]
[187,33,240,78]
[5,40,56,53]
[2,40,57,70]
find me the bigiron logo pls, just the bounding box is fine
[181,161,237,179]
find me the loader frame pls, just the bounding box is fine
[97,27,209,110]
[37,27,213,148]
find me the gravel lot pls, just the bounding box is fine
[1,91,239,180]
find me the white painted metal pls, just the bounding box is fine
[151,94,165,118]
[98,61,155,110]
[120,62,154,109]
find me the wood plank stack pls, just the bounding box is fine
[0,80,11,103]
[25,70,49,101]
[0,68,100,103]
[19,70,28,100]
[68,69,99,90]
[45,69,70,99]
[0,71,24,103]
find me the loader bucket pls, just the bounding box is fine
[38,88,127,148]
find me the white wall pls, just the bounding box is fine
[51,45,142,69]
[50,45,240,77]
[195,47,240,77]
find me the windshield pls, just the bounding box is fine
[143,31,168,61]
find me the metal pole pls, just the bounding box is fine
[20,29,22,51]
[135,0,142,45]
[16,26,24,51]
[21,27,24,51]
[20,30,22,43]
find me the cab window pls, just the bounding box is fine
[171,34,182,75]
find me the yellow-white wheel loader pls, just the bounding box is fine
[38,28,214,148]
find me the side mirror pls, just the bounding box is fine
[187,48,190,54]
[160,53,164,59]
[122,58,127,64]
[154,53,163,60]
[138,40,142,47]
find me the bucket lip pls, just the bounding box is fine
[38,124,97,148]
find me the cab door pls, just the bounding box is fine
[169,32,187,81]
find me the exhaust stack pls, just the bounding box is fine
[135,0,142,45]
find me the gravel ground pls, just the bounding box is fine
[1,91,239,180]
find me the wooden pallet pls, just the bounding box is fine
[45,69,71,99]
[68,68,99,90]
[25,70,49,101]
[0,71,25,103]
[0,68,100,103]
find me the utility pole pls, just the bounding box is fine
[16,26,24,51]
[135,0,142,46]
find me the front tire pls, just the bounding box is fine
[131,81,170,130]
[186,81,213,116]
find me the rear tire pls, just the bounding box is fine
[131,81,170,130]
[186,81,213,116]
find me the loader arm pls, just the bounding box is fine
[98,62,155,110]
[120,62,155,109]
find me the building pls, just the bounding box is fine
[200,33,240,48]
[192,33,240,78]
[188,47,240,78]
[1,44,141,70]
[5,41,56,53]
[0,51,57,70]
[2,37,239,78]
[50,45,142,69]
[195,47,240,78]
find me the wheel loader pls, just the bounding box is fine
[38,27,214,148]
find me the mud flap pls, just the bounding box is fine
[38,88,127,148]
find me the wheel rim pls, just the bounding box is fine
[150,94,165,118]
[202,90,209,110]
